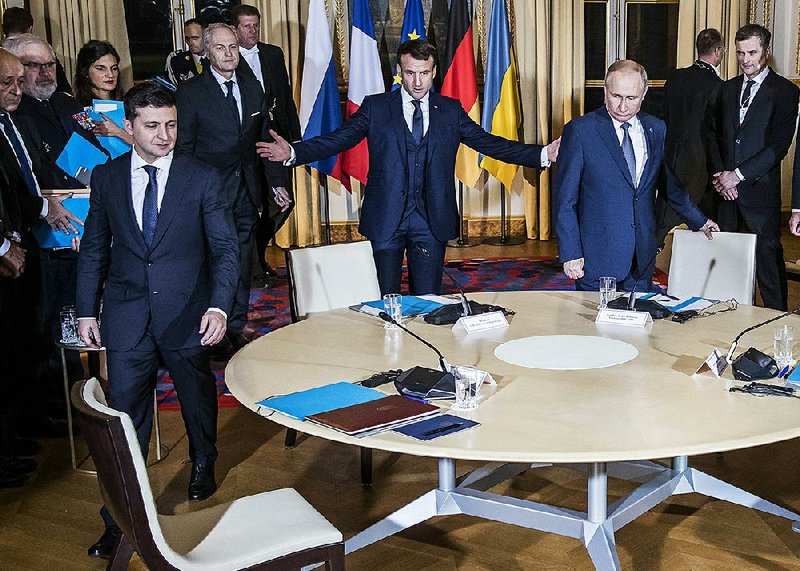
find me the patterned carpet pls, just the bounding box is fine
[155,256,577,409]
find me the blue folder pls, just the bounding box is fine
[33,196,89,248]
[363,295,445,317]
[55,132,108,178]
[90,100,131,159]
[393,413,479,440]
[257,382,384,420]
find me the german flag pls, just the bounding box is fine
[440,0,481,189]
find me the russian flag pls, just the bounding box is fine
[392,0,427,90]
[299,0,349,189]
[341,0,383,186]
[441,0,481,189]
[480,0,522,189]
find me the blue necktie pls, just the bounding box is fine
[411,99,423,144]
[142,165,158,246]
[620,122,636,186]
[0,113,38,196]
[224,80,241,125]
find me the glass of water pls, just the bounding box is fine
[60,305,79,344]
[452,365,479,410]
[774,325,794,368]
[382,294,402,329]
[599,276,617,309]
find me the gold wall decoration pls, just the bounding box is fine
[334,0,346,79]
[763,0,771,29]
[749,0,756,24]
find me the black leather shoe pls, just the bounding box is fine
[188,458,217,501]
[87,525,121,559]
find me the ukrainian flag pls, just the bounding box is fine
[480,0,521,189]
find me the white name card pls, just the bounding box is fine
[694,347,729,379]
[454,311,509,333]
[596,308,652,328]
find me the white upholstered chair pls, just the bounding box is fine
[285,241,381,321]
[667,229,757,304]
[72,378,344,570]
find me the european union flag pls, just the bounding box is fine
[392,0,427,90]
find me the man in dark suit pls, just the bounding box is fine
[165,18,206,86]
[259,39,558,295]
[655,28,725,247]
[714,24,799,310]
[555,60,718,292]
[77,82,238,559]
[231,3,301,280]
[176,22,287,349]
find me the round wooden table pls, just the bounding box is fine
[226,291,800,570]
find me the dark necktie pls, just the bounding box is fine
[620,122,637,185]
[411,99,423,144]
[224,80,241,125]
[0,113,38,196]
[740,79,755,108]
[141,165,158,246]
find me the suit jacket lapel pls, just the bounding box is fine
[148,156,187,251]
[739,71,772,131]
[239,74,260,133]
[389,89,408,167]
[426,93,440,161]
[595,108,635,190]
[731,75,744,130]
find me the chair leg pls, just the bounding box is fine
[325,542,346,571]
[284,428,297,448]
[360,447,372,486]
[106,533,134,571]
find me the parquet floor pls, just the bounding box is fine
[4,233,800,570]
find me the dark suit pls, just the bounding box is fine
[76,152,238,460]
[656,61,723,245]
[718,69,799,310]
[292,89,545,294]
[236,42,300,270]
[176,69,280,333]
[554,107,708,291]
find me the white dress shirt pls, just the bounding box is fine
[210,67,243,122]
[611,115,648,186]
[239,44,265,91]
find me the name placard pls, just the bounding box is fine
[694,348,729,379]
[454,311,509,334]
[596,308,652,328]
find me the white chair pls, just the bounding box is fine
[285,241,381,321]
[284,241,381,485]
[667,229,757,304]
[72,378,344,571]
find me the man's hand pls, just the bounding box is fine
[0,242,25,278]
[46,194,83,234]
[712,171,740,199]
[790,212,800,236]
[256,129,291,162]
[272,186,291,212]
[199,311,227,346]
[546,137,561,163]
[563,257,584,280]
[700,219,720,240]
[78,318,102,349]
[70,236,80,252]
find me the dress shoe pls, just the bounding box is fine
[188,458,217,501]
[262,260,279,278]
[87,525,121,559]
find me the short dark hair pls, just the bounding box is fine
[230,4,260,26]
[735,23,771,49]
[397,39,437,66]
[74,40,123,106]
[184,18,205,29]
[696,28,723,56]
[124,81,176,122]
[2,8,33,37]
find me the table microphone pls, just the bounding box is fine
[415,244,470,317]
[726,307,800,363]
[607,249,669,318]
[378,311,450,372]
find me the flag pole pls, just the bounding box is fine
[448,181,480,248]
[483,184,525,246]
[320,172,332,245]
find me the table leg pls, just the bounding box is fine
[153,391,162,461]
[60,347,77,470]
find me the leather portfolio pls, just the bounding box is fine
[307,395,439,435]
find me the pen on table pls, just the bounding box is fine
[422,422,463,437]
[779,365,792,379]
[404,395,429,404]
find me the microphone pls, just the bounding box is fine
[700,259,716,298]
[378,311,450,372]
[608,248,669,318]
[726,307,800,363]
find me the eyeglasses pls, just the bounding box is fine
[22,61,56,72]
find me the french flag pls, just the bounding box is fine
[299,0,349,189]
[341,0,384,186]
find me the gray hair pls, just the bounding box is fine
[2,33,55,60]
[605,60,649,91]
[203,23,239,52]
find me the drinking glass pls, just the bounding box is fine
[599,276,617,309]
[60,305,79,344]
[773,325,794,368]
[383,294,402,329]
[452,365,479,410]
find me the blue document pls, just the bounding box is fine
[257,382,384,420]
[363,295,444,317]
[90,100,131,159]
[33,196,89,248]
[55,132,108,177]
[393,413,479,440]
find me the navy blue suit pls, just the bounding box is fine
[293,89,544,294]
[554,107,707,291]
[76,152,238,463]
